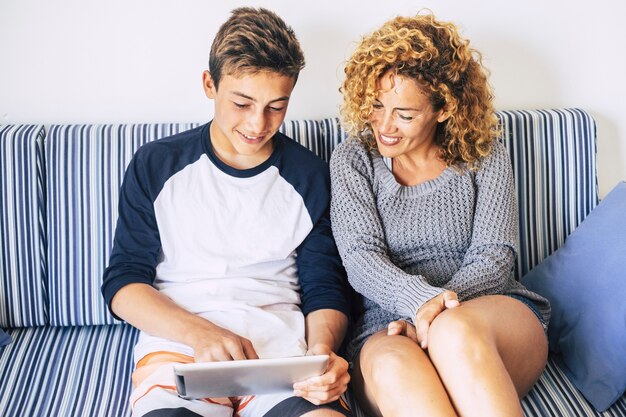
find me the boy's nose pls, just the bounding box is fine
[249,111,268,134]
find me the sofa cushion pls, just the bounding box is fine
[497,108,598,279]
[0,324,138,416]
[46,124,199,326]
[522,181,626,411]
[0,328,9,347]
[0,125,48,327]
[522,357,626,416]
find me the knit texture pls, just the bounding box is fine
[330,138,550,361]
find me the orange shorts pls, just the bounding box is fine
[130,351,293,417]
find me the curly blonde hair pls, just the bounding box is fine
[340,12,500,167]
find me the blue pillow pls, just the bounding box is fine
[521,181,626,412]
[0,328,10,348]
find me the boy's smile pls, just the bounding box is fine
[203,70,295,169]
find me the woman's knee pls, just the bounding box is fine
[359,334,423,385]
[428,307,494,364]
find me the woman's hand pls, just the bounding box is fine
[415,290,460,349]
[387,319,418,343]
[292,344,350,405]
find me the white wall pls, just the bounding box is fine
[1,0,624,196]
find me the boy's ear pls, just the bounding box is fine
[202,71,217,99]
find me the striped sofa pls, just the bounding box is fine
[0,109,624,417]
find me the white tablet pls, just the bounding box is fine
[173,355,329,399]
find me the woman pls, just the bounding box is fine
[330,12,550,417]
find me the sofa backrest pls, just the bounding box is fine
[498,108,598,277]
[45,124,199,326]
[0,125,48,327]
[0,109,598,327]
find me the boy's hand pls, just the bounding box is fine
[111,284,259,362]
[191,322,259,362]
[292,344,350,405]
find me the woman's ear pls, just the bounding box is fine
[202,71,217,99]
[437,106,451,123]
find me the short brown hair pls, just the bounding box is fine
[209,7,305,89]
[341,12,500,168]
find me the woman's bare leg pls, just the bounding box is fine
[352,331,457,417]
[427,295,548,417]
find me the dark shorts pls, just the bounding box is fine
[143,397,351,417]
[507,294,548,332]
[263,396,352,417]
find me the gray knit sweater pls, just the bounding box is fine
[329,138,550,361]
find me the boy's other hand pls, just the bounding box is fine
[191,322,259,362]
[292,344,350,405]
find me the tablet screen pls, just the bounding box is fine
[173,355,329,398]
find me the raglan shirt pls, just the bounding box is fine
[102,123,348,362]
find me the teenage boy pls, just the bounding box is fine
[102,7,351,417]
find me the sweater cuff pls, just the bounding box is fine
[395,280,444,319]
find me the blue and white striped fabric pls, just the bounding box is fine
[280,118,347,163]
[46,124,198,326]
[498,108,598,278]
[0,125,47,328]
[0,324,137,416]
[523,358,626,416]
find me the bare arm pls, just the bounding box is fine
[111,283,258,362]
[293,309,350,405]
[304,308,348,353]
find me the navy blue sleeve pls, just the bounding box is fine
[277,137,350,317]
[297,206,350,317]
[101,151,162,319]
